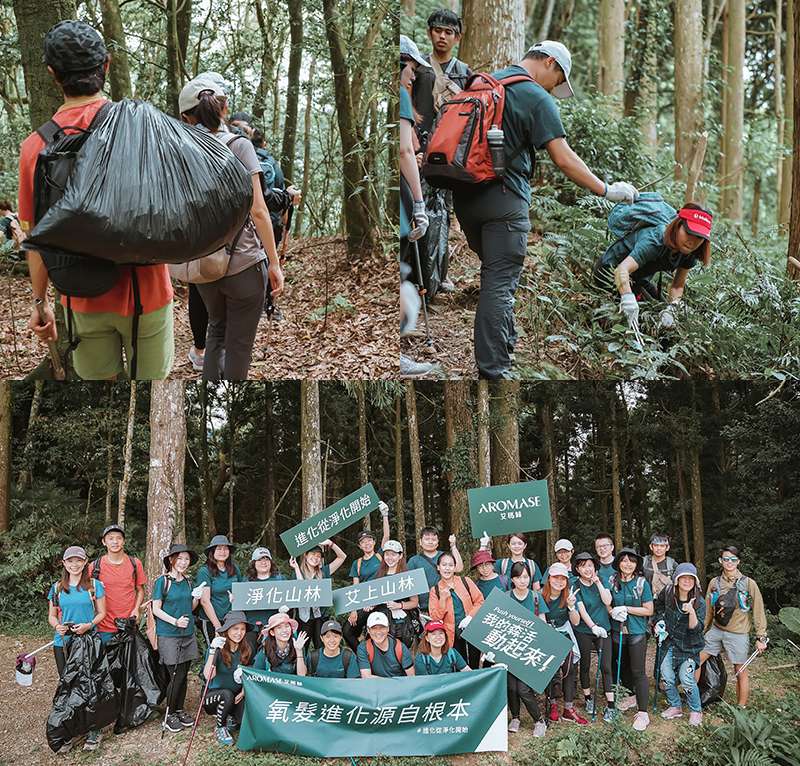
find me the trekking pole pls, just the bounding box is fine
[735,637,769,676]
[34,298,66,381]
[180,670,213,766]
[160,662,179,740]
[592,641,603,722]
[411,240,433,348]
[786,638,800,655]
[615,631,624,718]
[652,637,662,713]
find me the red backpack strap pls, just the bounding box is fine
[366,638,374,665]
[393,637,404,664]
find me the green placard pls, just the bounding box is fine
[331,569,429,614]
[280,483,380,556]
[460,589,572,693]
[237,666,508,756]
[231,579,333,612]
[467,479,551,538]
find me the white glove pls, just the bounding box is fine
[458,616,472,630]
[654,620,668,643]
[611,606,628,622]
[620,293,639,326]
[391,609,407,620]
[378,500,389,518]
[591,625,608,639]
[659,302,678,329]
[233,667,243,684]
[409,201,429,242]
[605,181,639,204]
[210,636,226,650]
[479,531,491,550]
[191,581,207,599]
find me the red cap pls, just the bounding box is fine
[678,206,713,240]
[470,549,495,568]
[424,620,447,634]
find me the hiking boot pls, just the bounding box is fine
[400,354,439,377]
[507,718,520,733]
[175,710,194,728]
[188,347,204,371]
[585,696,595,715]
[439,279,456,293]
[226,715,239,731]
[632,711,650,731]
[603,707,615,723]
[689,711,703,726]
[83,730,102,751]
[619,694,638,712]
[56,740,73,755]
[163,713,183,733]
[533,720,547,738]
[548,702,559,722]
[215,726,234,745]
[562,708,589,725]
[661,706,683,720]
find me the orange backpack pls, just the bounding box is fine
[366,637,404,666]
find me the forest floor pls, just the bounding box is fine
[2,629,798,766]
[0,236,397,380]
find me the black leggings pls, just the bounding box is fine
[612,632,649,711]
[203,687,244,728]
[547,654,578,705]
[188,283,208,349]
[342,610,368,653]
[296,615,324,651]
[576,632,613,694]
[508,674,542,722]
[164,661,191,713]
[54,646,67,678]
[454,632,481,669]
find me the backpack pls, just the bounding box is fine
[52,578,98,610]
[422,71,535,189]
[710,575,750,627]
[421,648,459,674]
[365,636,404,667]
[644,555,675,598]
[356,552,383,580]
[500,558,538,584]
[307,648,353,676]
[255,148,285,191]
[92,554,139,586]
[609,573,647,602]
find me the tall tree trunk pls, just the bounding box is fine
[199,382,216,538]
[625,0,658,151]
[145,381,186,582]
[537,0,556,39]
[227,389,236,541]
[0,382,10,533]
[280,0,303,181]
[165,0,183,117]
[104,384,114,523]
[176,0,192,64]
[300,381,323,520]
[263,383,276,553]
[117,381,136,528]
[460,0,525,71]
[490,381,520,486]
[780,0,795,228]
[720,0,744,222]
[356,382,370,530]
[394,392,406,547]
[12,0,78,130]
[295,57,315,235]
[776,0,785,212]
[253,0,277,122]
[443,381,474,537]
[750,176,761,236]
[675,447,691,559]
[610,393,623,551]
[98,0,131,100]
[789,0,800,279]
[476,380,491,487]
[674,0,705,182]
[689,444,705,583]
[540,394,560,551]
[16,380,43,492]
[405,382,426,545]
[598,0,625,106]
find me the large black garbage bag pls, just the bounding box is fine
[25,99,252,265]
[46,633,120,752]
[418,187,449,300]
[699,654,728,708]
[105,618,165,733]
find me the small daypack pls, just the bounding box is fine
[52,578,98,610]
[710,575,750,627]
[422,71,535,189]
[421,648,459,674]
[92,554,139,587]
[356,552,383,580]
[307,648,353,676]
[500,558,538,584]
[609,574,647,602]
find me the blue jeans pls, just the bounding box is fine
[660,647,701,712]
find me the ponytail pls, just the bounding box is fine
[185,89,227,131]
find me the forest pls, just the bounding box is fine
[400,0,800,380]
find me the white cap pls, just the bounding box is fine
[366,611,389,628]
[554,538,574,552]
[525,40,574,99]
[547,562,571,578]
[179,73,227,115]
[400,35,432,68]
[383,540,403,554]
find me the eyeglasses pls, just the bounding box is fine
[720,556,739,563]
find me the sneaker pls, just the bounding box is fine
[175,710,194,728]
[561,708,589,725]
[56,740,73,755]
[399,354,439,377]
[632,711,650,731]
[585,696,595,715]
[619,694,638,712]
[83,730,102,751]
[507,718,520,733]
[533,720,547,738]
[215,726,234,745]
[603,707,615,723]
[689,711,703,726]
[226,715,239,731]
[163,713,183,733]
[439,279,456,293]
[661,706,683,720]
[548,702,559,722]
[188,347,204,371]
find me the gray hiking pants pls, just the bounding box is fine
[196,260,268,380]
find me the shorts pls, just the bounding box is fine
[71,301,174,380]
[703,624,750,664]
[157,634,199,665]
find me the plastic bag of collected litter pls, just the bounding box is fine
[699,653,728,708]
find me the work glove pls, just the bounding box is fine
[458,616,472,630]
[191,581,208,599]
[611,606,628,622]
[654,620,668,643]
[210,636,226,650]
[479,531,491,550]
[409,201,429,242]
[233,667,243,684]
[591,625,608,639]
[604,181,639,204]
[378,500,389,518]
[659,302,678,330]
[620,292,640,329]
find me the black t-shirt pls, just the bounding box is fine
[412,55,472,136]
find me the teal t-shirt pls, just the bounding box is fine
[601,223,699,278]
[451,589,466,626]
[348,552,382,582]
[246,573,286,627]
[152,575,194,637]
[575,581,611,633]
[356,637,413,677]
[307,648,360,678]
[414,649,467,675]
[495,557,543,587]
[545,595,571,628]
[491,65,566,203]
[204,646,244,690]
[406,551,443,610]
[196,564,242,622]
[510,589,550,617]
[253,647,298,676]
[598,563,615,588]
[48,579,105,647]
[399,87,414,239]
[610,577,653,635]
[476,576,507,599]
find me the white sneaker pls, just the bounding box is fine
[188,347,204,371]
[507,717,520,733]
[533,720,547,738]
[632,711,650,731]
[619,694,638,712]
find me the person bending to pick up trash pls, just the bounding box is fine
[422,40,639,379]
[594,194,713,336]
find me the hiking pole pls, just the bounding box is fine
[786,638,800,655]
[34,298,66,381]
[411,240,433,348]
[592,641,604,722]
[160,662,179,740]
[652,635,663,713]
[615,631,624,719]
[180,670,213,766]
[735,637,769,676]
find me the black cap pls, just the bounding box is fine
[230,111,253,124]
[613,547,643,571]
[573,551,599,568]
[162,543,198,571]
[101,523,125,540]
[357,530,377,542]
[43,21,107,73]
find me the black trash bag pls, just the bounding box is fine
[46,633,119,752]
[417,187,449,300]
[104,618,165,733]
[25,99,252,266]
[699,654,728,708]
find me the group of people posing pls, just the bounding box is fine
[20,20,300,380]
[47,512,767,752]
[399,9,716,379]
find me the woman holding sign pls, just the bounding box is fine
[196,535,243,646]
[573,552,614,722]
[414,620,470,675]
[289,540,346,650]
[253,608,309,675]
[244,547,286,647]
[372,540,421,648]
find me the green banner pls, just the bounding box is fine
[231,579,333,612]
[237,666,508,756]
[460,589,572,693]
[332,569,429,614]
[467,479,551,538]
[280,483,380,557]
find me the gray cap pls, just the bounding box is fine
[320,619,343,636]
[251,547,272,561]
[525,40,574,99]
[63,546,87,561]
[400,35,432,68]
[179,73,227,115]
